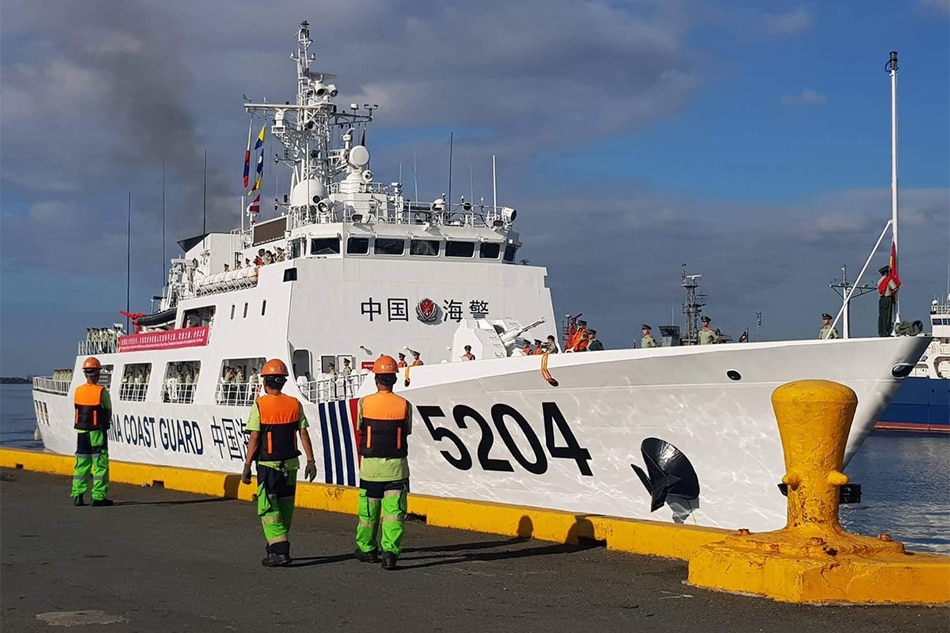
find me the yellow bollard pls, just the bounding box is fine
[687,380,950,604]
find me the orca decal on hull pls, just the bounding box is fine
[631,437,700,512]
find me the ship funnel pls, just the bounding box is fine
[630,437,700,512]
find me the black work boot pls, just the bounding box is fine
[91,498,114,507]
[354,548,380,563]
[380,552,397,570]
[72,495,86,506]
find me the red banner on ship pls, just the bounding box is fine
[117,326,210,353]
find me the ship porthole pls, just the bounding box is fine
[726,370,741,381]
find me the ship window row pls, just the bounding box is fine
[108,354,368,405]
[307,236,511,260]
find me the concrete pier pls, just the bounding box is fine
[2,468,947,632]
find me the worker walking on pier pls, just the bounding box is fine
[354,355,412,570]
[71,357,113,507]
[241,358,317,567]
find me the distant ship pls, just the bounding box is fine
[30,23,931,533]
[875,296,950,435]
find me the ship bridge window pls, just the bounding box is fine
[119,363,151,402]
[410,239,440,256]
[347,237,369,254]
[504,244,519,263]
[374,238,405,255]
[216,357,265,406]
[446,241,475,258]
[163,361,200,404]
[311,237,341,255]
[479,242,501,259]
[182,306,215,328]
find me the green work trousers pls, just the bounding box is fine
[71,430,109,501]
[257,464,297,556]
[356,480,408,556]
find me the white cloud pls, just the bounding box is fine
[762,8,812,35]
[781,89,827,107]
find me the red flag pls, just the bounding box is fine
[878,241,901,294]
[888,240,901,288]
[246,194,260,214]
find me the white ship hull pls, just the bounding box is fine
[33,336,929,533]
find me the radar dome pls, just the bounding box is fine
[349,145,370,167]
[290,179,327,207]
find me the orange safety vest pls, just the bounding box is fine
[573,328,590,351]
[411,360,423,366]
[74,384,108,431]
[256,393,301,461]
[359,391,409,458]
[397,360,407,368]
[463,353,475,361]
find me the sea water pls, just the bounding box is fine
[2,384,947,552]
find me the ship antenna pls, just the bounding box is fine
[447,132,454,215]
[162,157,166,285]
[202,149,208,234]
[413,146,419,203]
[886,50,900,327]
[492,154,497,215]
[127,191,132,334]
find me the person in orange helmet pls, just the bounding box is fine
[354,355,412,570]
[71,357,113,506]
[241,358,317,567]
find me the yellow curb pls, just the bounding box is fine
[689,540,950,605]
[1,447,727,560]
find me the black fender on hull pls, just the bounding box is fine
[631,437,700,512]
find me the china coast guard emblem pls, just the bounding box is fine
[416,298,441,323]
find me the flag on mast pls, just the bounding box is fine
[251,150,263,192]
[243,120,252,188]
[254,124,266,150]
[246,193,261,214]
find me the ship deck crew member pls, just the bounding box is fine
[877,265,899,337]
[355,355,412,570]
[586,330,604,351]
[396,353,407,368]
[532,339,544,355]
[546,335,560,353]
[410,350,423,366]
[72,357,113,507]
[698,316,718,345]
[641,324,658,348]
[819,313,839,340]
[242,358,317,567]
[462,345,475,361]
[570,320,590,351]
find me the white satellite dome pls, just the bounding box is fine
[290,179,327,207]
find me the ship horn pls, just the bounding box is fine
[630,437,700,512]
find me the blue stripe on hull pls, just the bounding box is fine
[337,400,357,486]
[317,403,333,483]
[326,400,344,484]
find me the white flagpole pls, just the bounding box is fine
[888,50,900,326]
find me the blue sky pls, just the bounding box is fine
[1,0,948,376]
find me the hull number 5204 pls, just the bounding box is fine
[416,402,593,476]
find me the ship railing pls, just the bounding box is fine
[162,381,197,405]
[214,382,260,407]
[118,382,149,402]
[78,340,118,355]
[32,377,71,396]
[297,374,366,403]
